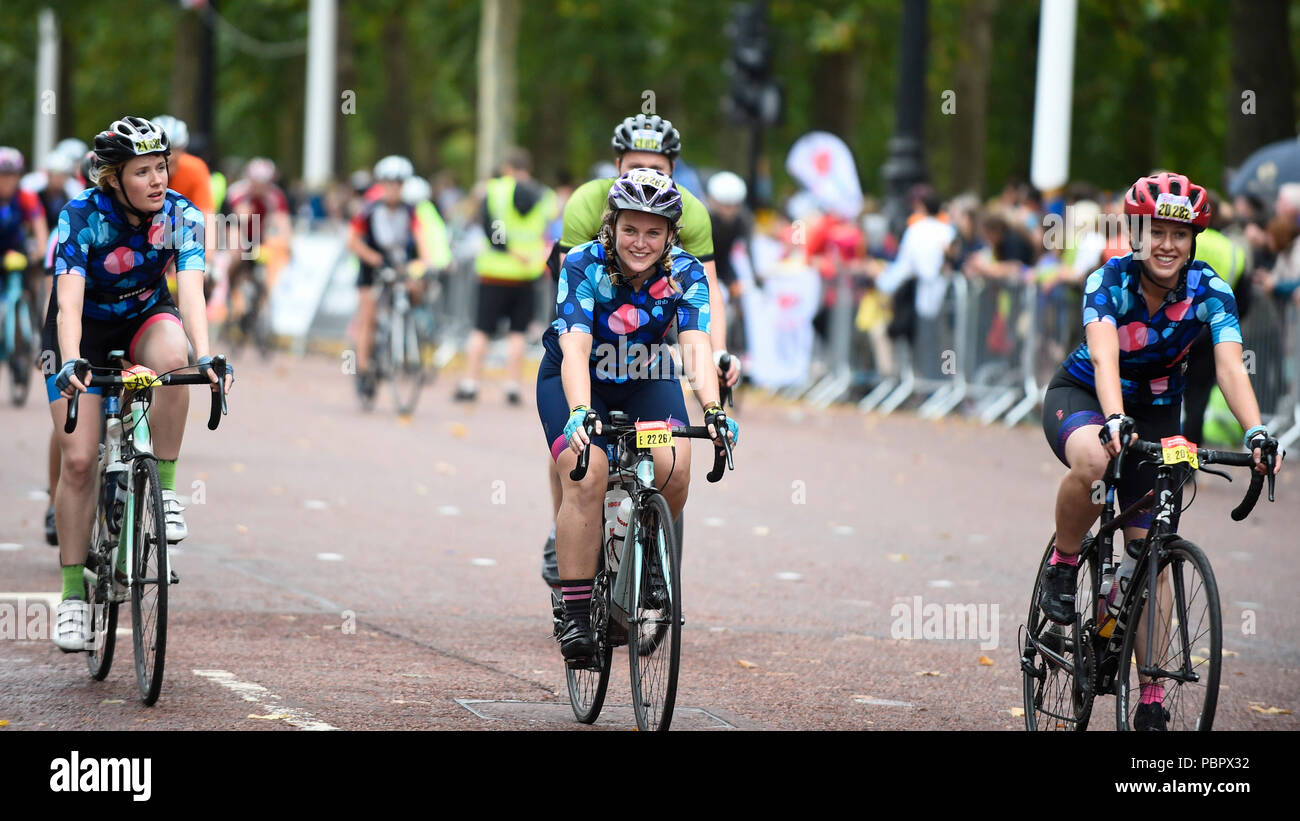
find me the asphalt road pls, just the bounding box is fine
[2,352,1297,731]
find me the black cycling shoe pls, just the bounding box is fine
[1038,559,1079,625]
[356,371,376,400]
[558,618,596,662]
[541,532,560,588]
[1133,701,1170,731]
[45,506,58,547]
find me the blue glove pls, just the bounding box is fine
[54,359,87,394]
[704,406,739,447]
[197,355,234,383]
[564,406,594,443]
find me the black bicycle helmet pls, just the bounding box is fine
[611,114,681,159]
[93,116,170,167]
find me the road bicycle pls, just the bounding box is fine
[1021,434,1280,731]
[554,410,734,731]
[65,352,229,706]
[222,257,273,360]
[363,258,437,415]
[1,255,39,406]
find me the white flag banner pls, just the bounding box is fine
[785,131,864,220]
[735,234,822,389]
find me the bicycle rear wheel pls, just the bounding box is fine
[627,492,681,732]
[130,458,168,706]
[85,499,119,681]
[390,307,426,416]
[560,574,613,724]
[1116,537,1221,731]
[1021,533,1098,731]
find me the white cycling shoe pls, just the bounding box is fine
[54,599,91,653]
[162,490,188,543]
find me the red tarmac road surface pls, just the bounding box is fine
[1,354,1297,730]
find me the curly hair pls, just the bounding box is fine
[597,207,681,290]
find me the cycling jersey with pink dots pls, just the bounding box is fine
[551,239,710,384]
[1063,254,1241,405]
[53,187,205,321]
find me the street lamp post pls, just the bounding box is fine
[881,0,929,236]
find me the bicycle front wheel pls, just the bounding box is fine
[130,458,169,706]
[1116,537,1221,731]
[627,492,682,732]
[390,308,426,416]
[1021,533,1098,731]
[8,292,35,406]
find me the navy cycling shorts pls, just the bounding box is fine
[1041,367,1182,530]
[536,347,689,463]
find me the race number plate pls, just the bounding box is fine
[1160,435,1199,469]
[121,365,162,391]
[635,420,674,449]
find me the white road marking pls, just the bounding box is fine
[193,669,339,731]
[853,696,915,707]
[832,525,854,536]
[0,543,23,551]
[304,500,328,510]
[316,553,344,562]
[471,558,496,567]
[437,505,459,516]
[703,517,725,527]
[775,572,802,581]
[927,579,955,588]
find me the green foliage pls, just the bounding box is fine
[0,0,1295,200]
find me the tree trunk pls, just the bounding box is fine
[57,18,75,140]
[811,50,856,141]
[1226,0,1296,167]
[170,7,201,126]
[334,0,356,179]
[476,0,521,181]
[948,0,996,196]
[378,9,411,159]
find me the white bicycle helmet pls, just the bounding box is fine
[402,175,432,205]
[707,171,747,207]
[42,150,76,176]
[151,115,190,151]
[245,157,277,184]
[374,155,414,182]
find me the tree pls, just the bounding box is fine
[1227,0,1296,168]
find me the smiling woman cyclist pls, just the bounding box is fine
[1037,172,1284,729]
[539,168,739,662]
[44,116,232,652]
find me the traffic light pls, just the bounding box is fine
[723,1,783,127]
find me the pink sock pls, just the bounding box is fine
[1050,547,1079,566]
[1140,682,1164,705]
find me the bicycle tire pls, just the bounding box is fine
[627,491,682,732]
[390,307,425,416]
[1021,533,1098,731]
[85,498,119,681]
[1115,537,1221,731]
[561,574,613,724]
[8,292,35,406]
[130,457,168,706]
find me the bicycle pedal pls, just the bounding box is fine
[169,569,180,585]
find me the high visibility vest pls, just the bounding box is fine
[416,200,452,269]
[210,171,227,213]
[1194,228,1245,289]
[475,177,556,281]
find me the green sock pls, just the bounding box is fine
[61,564,85,601]
[158,459,177,492]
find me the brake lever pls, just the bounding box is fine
[1199,466,1231,483]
